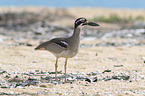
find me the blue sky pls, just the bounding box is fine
[0,0,145,9]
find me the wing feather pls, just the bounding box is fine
[35,38,68,54]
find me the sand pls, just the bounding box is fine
[0,7,145,95]
[0,39,145,95]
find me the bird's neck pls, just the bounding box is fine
[68,26,81,51]
[71,27,81,38]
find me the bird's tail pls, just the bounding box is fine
[35,42,46,50]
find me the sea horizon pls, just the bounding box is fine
[0,0,145,9]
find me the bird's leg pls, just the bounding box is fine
[55,58,58,81]
[64,58,68,82]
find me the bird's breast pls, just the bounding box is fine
[54,48,78,58]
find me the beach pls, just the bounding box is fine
[0,7,145,95]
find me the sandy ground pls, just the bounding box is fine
[1,7,145,17]
[0,39,145,95]
[0,7,145,95]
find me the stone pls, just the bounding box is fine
[85,78,91,83]
[102,70,112,73]
[33,60,38,63]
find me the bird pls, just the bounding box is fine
[35,17,100,82]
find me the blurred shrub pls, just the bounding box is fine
[0,8,74,27]
[90,13,144,24]
[135,15,144,21]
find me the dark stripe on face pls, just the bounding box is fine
[75,18,87,28]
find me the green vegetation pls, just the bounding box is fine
[90,13,144,23]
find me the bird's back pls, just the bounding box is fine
[35,27,81,58]
[35,38,68,56]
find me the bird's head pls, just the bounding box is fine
[74,17,100,29]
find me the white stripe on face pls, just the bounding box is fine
[60,41,68,46]
[76,18,85,24]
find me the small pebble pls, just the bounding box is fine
[102,70,112,73]
[35,70,39,72]
[9,91,14,95]
[114,65,124,67]
[95,53,98,56]
[53,81,58,85]
[39,84,47,88]
[85,78,91,83]
[44,75,52,80]
[80,72,86,75]
[26,43,33,46]
[59,93,63,95]
[0,38,3,43]
[142,57,145,60]
[142,57,145,63]
[0,70,7,74]
[67,77,75,81]
[33,60,38,63]
[29,71,35,74]
[55,91,61,94]
[93,77,98,82]
[16,86,24,89]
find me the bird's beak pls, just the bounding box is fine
[82,21,100,26]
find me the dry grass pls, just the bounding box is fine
[68,7,145,18]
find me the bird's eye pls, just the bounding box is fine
[81,19,85,22]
